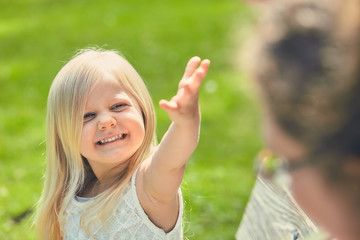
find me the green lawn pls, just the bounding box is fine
[0,0,262,239]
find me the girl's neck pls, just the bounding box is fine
[79,164,129,198]
[87,159,130,182]
[79,177,112,198]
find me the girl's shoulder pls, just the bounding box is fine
[106,169,184,239]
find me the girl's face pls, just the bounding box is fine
[80,74,145,177]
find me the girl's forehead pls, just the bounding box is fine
[89,73,125,95]
[99,71,124,87]
[85,75,137,107]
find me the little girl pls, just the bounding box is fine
[35,49,210,239]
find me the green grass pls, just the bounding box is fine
[0,0,262,239]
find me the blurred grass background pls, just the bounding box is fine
[0,0,263,239]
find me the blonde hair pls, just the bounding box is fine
[35,49,157,239]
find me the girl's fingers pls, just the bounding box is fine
[189,59,211,91]
[159,99,178,112]
[161,58,210,113]
[200,59,211,74]
[182,56,201,79]
[190,69,206,92]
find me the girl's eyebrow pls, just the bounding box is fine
[83,107,95,113]
[113,93,136,106]
[84,94,132,112]
[114,92,131,100]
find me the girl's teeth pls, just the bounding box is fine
[98,134,126,145]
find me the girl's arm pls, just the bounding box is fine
[137,57,210,231]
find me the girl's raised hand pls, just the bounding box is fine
[159,56,210,124]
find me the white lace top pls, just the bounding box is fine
[63,170,183,240]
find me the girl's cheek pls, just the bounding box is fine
[81,122,95,141]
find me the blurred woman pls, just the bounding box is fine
[244,0,360,239]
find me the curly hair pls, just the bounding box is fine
[252,0,360,193]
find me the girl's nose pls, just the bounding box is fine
[98,114,117,130]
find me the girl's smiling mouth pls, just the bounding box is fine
[97,133,127,145]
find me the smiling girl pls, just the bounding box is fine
[35,49,210,240]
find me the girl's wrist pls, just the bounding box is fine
[172,116,200,129]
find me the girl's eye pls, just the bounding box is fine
[83,112,96,121]
[111,103,127,111]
